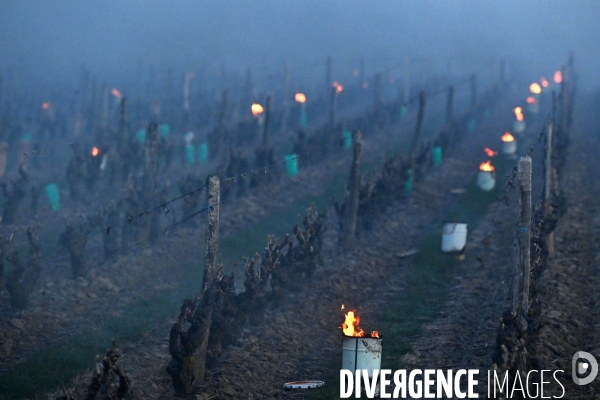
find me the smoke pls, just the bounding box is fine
[0,0,598,87]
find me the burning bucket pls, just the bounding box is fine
[477,161,495,192]
[441,222,467,253]
[526,96,539,115]
[501,132,517,156]
[340,309,381,377]
[342,336,382,376]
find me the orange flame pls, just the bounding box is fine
[341,308,379,338]
[501,132,515,142]
[41,102,50,110]
[514,107,524,122]
[553,70,562,84]
[526,96,537,104]
[332,81,344,93]
[352,69,359,77]
[362,82,369,89]
[479,160,495,172]
[530,82,542,94]
[251,103,264,116]
[342,311,364,337]
[295,93,306,103]
[484,147,498,157]
[111,88,122,98]
[541,77,549,88]
[91,147,99,156]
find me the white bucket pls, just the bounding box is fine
[441,222,467,253]
[501,140,517,155]
[513,120,526,134]
[476,171,496,192]
[342,336,382,376]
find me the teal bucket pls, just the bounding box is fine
[285,154,299,176]
[300,108,308,128]
[44,183,60,212]
[400,105,408,118]
[432,147,442,167]
[404,169,413,194]
[136,129,146,143]
[185,144,195,165]
[466,119,476,132]
[22,133,33,143]
[158,124,170,138]
[343,131,352,149]
[198,143,208,163]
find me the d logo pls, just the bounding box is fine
[572,351,598,385]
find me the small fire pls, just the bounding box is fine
[332,81,344,93]
[341,306,378,338]
[501,132,515,142]
[541,77,549,88]
[553,70,562,84]
[484,147,498,157]
[514,107,524,122]
[41,102,50,110]
[479,160,495,172]
[251,103,264,116]
[295,93,306,103]
[362,82,369,89]
[91,147,99,156]
[352,69,359,77]
[186,72,195,80]
[530,82,542,94]
[111,88,122,98]
[526,96,537,104]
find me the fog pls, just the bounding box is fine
[1,0,599,88]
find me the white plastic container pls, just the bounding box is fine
[441,222,467,253]
[342,336,382,375]
[513,120,526,134]
[477,171,496,192]
[501,140,517,155]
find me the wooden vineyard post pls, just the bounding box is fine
[544,123,554,256]
[262,95,271,147]
[342,130,362,250]
[141,123,159,241]
[202,174,220,291]
[374,73,382,117]
[403,56,410,105]
[410,91,426,175]
[325,56,332,95]
[470,73,477,107]
[446,86,454,123]
[280,62,290,135]
[513,156,532,331]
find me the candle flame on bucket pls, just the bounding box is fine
[479,160,495,172]
[501,132,515,142]
[553,70,562,84]
[514,107,524,122]
[340,305,379,338]
[251,103,264,116]
[484,147,498,157]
